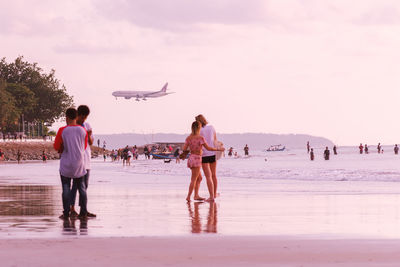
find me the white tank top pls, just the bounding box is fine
[200,125,216,157]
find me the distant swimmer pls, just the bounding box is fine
[122,146,129,166]
[365,144,369,154]
[324,147,330,160]
[244,144,249,156]
[359,143,364,154]
[144,146,150,159]
[310,148,314,161]
[307,141,310,154]
[127,150,132,166]
[394,144,399,155]
[17,149,22,164]
[333,145,337,155]
[117,149,121,162]
[377,143,382,154]
[174,148,180,163]
[228,147,233,157]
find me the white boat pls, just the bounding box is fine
[265,145,286,152]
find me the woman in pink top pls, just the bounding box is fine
[183,121,224,202]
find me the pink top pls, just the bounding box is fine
[185,135,205,153]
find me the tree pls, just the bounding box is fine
[0,80,19,132]
[47,130,57,136]
[0,56,73,124]
[5,83,36,117]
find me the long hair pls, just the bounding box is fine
[191,121,201,135]
[195,114,208,126]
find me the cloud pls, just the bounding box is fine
[53,42,131,54]
[354,5,400,25]
[0,1,73,37]
[94,0,267,31]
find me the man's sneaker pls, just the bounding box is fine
[86,211,97,218]
[59,214,69,220]
[70,210,78,217]
[78,213,88,219]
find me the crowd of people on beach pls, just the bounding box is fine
[358,143,388,154]
[225,145,250,158]
[307,141,400,161]
[109,146,139,165]
[105,144,181,163]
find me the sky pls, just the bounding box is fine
[1,0,400,145]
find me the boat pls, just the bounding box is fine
[266,144,286,152]
[150,152,175,160]
[149,141,187,162]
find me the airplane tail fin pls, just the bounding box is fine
[161,82,168,92]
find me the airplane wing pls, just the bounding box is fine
[144,91,160,97]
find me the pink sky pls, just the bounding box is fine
[1,0,400,145]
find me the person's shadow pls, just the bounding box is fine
[62,217,88,236]
[187,201,217,234]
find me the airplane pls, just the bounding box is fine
[112,83,174,101]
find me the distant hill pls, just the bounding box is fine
[94,133,334,150]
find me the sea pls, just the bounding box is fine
[1,145,400,239]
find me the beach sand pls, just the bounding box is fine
[2,236,400,266]
[2,153,400,266]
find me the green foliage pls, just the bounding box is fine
[5,83,36,116]
[47,130,57,136]
[0,80,20,132]
[0,56,73,125]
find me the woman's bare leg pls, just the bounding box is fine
[206,201,217,233]
[201,163,215,201]
[194,174,205,200]
[186,167,200,201]
[210,161,218,197]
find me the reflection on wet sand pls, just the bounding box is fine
[187,202,217,234]
[0,185,57,216]
[62,218,88,236]
[0,184,60,235]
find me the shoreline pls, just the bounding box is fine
[1,236,400,266]
[0,141,106,161]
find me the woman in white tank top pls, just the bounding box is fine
[195,114,223,201]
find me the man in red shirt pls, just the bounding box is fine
[54,108,88,219]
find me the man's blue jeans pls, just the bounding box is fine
[70,170,90,207]
[60,175,87,216]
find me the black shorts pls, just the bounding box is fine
[202,155,216,164]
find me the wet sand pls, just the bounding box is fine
[2,159,400,265]
[2,236,400,266]
[2,160,400,238]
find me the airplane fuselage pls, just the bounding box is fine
[112,91,168,98]
[112,83,172,100]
